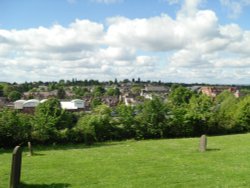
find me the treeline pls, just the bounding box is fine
[1,86,250,148]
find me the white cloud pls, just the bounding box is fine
[220,0,250,18]
[1,0,250,84]
[160,0,179,5]
[91,0,123,4]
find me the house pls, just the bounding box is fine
[140,85,170,99]
[199,86,240,98]
[23,90,58,100]
[101,96,119,107]
[121,93,138,106]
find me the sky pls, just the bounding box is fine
[1,0,250,84]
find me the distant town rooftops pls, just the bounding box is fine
[14,99,85,110]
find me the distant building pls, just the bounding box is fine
[121,93,138,106]
[23,90,58,100]
[14,100,26,109]
[14,99,85,113]
[199,86,240,98]
[0,97,7,108]
[140,85,170,99]
[60,99,85,111]
[101,96,119,107]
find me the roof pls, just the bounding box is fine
[60,101,78,110]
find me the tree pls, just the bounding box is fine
[0,85,3,97]
[0,108,32,148]
[76,105,115,144]
[57,87,66,99]
[3,84,14,97]
[75,115,97,145]
[185,94,214,136]
[8,91,22,101]
[233,96,250,132]
[168,85,194,106]
[92,86,105,97]
[211,91,238,134]
[135,97,169,139]
[91,97,102,109]
[105,87,120,96]
[32,98,71,143]
[112,104,136,139]
[131,86,142,95]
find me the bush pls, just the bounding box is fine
[0,108,32,148]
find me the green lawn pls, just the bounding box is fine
[1,134,250,188]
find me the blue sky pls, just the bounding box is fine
[1,0,250,84]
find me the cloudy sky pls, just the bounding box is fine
[1,0,250,84]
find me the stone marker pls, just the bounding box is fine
[9,146,22,188]
[27,142,33,156]
[199,134,207,152]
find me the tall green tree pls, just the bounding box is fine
[168,86,194,107]
[112,104,136,139]
[234,96,250,132]
[135,97,169,139]
[32,98,72,143]
[3,84,14,97]
[185,94,214,136]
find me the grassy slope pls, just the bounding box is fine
[1,134,250,188]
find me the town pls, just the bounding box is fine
[0,79,246,113]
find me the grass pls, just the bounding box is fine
[1,133,250,187]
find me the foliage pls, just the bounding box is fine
[105,87,120,96]
[8,91,22,101]
[3,84,14,97]
[184,94,214,135]
[131,85,142,95]
[0,85,3,97]
[90,97,102,109]
[168,85,194,106]
[234,96,250,132]
[2,83,250,147]
[32,98,72,143]
[135,97,168,139]
[92,86,105,97]
[0,108,32,147]
[112,104,136,139]
[57,87,66,99]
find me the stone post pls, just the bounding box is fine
[27,142,33,156]
[9,146,22,188]
[199,134,207,152]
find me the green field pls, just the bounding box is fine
[1,134,250,188]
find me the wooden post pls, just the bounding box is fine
[9,146,22,188]
[27,142,33,156]
[199,134,207,152]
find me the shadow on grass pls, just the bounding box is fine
[0,141,127,154]
[206,148,221,152]
[29,152,46,156]
[20,182,71,188]
[31,141,127,152]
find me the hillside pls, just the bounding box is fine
[1,134,250,187]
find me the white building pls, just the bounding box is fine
[60,99,84,110]
[14,99,85,111]
[14,100,26,109]
[23,99,40,108]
